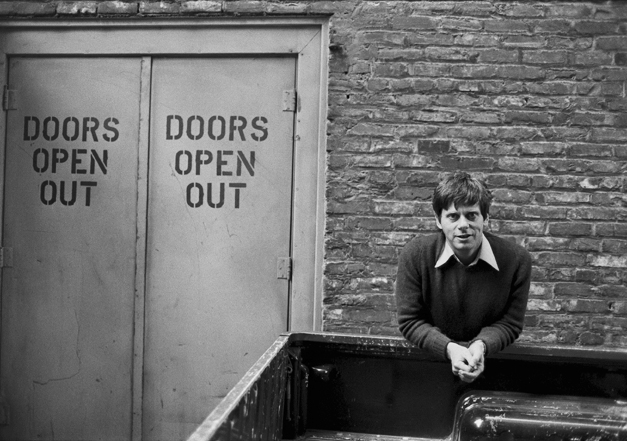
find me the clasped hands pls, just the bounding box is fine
[446,340,485,383]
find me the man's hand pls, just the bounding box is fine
[446,342,484,383]
[468,340,486,367]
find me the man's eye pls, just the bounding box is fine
[467,214,477,220]
[448,215,459,221]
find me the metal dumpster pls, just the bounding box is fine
[187,332,627,441]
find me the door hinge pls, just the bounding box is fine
[0,247,13,268]
[282,89,297,112]
[2,86,16,111]
[277,257,292,280]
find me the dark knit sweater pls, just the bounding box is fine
[395,232,532,361]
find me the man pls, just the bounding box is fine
[395,171,532,383]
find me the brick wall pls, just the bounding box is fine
[321,1,627,348]
[1,0,626,348]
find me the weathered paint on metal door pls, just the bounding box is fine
[142,57,296,440]
[0,58,142,440]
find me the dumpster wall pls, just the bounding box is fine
[188,333,627,440]
[0,1,626,348]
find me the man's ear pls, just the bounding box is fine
[434,212,442,230]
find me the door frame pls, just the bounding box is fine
[0,18,328,441]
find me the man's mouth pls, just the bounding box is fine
[457,234,472,239]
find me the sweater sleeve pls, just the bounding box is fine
[473,248,532,356]
[395,242,452,361]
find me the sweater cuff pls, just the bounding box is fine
[470,339,487,357]
[429,333,453,361]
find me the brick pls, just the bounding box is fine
[309,1,356,15]
[548,36,593,50]
[545,4,594,19]
[574,21,620,35]
[569,144,614,157]
[394,186,432,201]
[523,50,568,65]
[500,4,544,18]
[527,299,562,312]
[494,127,543,141]
[359,31,406,47]
[596,36,627,51]
[484,19,530,33]
[521,142,567,156]
[327,200,371,215]
[372,201,415,216]
[57,2,98,14]
[441,18,483,32]
[493,189,533,204]
[533,19,572,34]
[440,156,496,170]
[597,223,624,238]
[223,1,265,13]
[529,282,554,299]
[578,176,623,191]
[410,110,457,123]
[590,68,627,82]
[504,111,551,124]
[347,123,395,137]
[568,207,625,221]
[609,301,627,315]
[418,139,450,154]
[97,1,138,14]
[575,269,599,283]
[562,299,610,313]
[557,330,579,344]
[524,314,539,327]
[569,238,601,252]
[490,220,545,235]
[461,112,500,124]
[0,1,56,15]
[533,251,587,267]
[579,331,605,346]
[523,207,569,222]
[502,35,546,48]
[554,282,596,297]
[547,268,577,281]
[517,330,558,344]
[574,52,613,66]
[393,217,436,232]
[526,237,570,251]
[602,239,627,254]
[347,217,393,231]
[347,277,394,292]
[391,16,436,30]
[538,192,590,205]
[265,3,309,14]
[589,255,627,268]
[597,284,627,298]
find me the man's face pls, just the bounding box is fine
[435,202,487,263]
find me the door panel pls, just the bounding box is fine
[143,57,296,440]
[0,57,142,441]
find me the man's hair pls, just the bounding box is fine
[432,171,493,218]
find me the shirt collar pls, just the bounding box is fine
[435,234,499,270]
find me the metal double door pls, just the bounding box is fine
[1,56,296,440]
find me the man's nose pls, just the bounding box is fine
[458,216,469,229]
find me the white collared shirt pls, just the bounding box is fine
[435,235,499,270]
